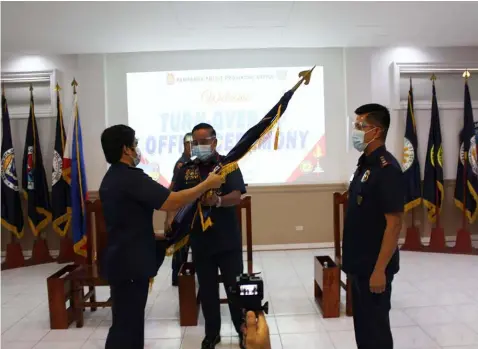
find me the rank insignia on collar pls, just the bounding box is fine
[361,169,370,183]
[380,156,389,168]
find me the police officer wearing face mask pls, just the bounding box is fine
[343,104,404,349]
[171,123,247,349]
[99,125,224,349]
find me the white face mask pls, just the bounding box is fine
[129,147,141,167]
[352,128,376,152]
[192,145,213,161]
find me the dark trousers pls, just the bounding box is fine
[351,274,394,349]
[172,244,189,284]
[194,249,244,338]
[105,279,149,349]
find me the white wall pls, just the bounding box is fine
[3,46,478,190]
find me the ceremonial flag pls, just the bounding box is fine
[166,67,315,254]
[52,85,71,236]
[22,86,52,235]
[1,92,24,238]
[403,78,422,212]
[63,85,88,256]
[454,80,478,223]
[423,81,444,222]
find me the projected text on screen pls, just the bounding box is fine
[126,66,325,186]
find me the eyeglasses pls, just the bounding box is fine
[352,121,373,131]
[191,136,216,146]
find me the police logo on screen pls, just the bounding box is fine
[1,148,19,191]
[402,137,415,172]
[299,160,313,174]
[26,146,35,190]
[52,150,63,186]
[167,73,175,85]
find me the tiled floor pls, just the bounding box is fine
[2,249,478,349]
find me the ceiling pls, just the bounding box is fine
[2,1,478,54]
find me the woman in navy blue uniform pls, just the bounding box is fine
[99,124,223,349]
[343,104,404,349]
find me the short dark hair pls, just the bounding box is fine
[101,124,136,164]
[192,123,216,137]
[355,103,390,139]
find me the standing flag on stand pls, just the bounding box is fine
[423,78,444,222]
[52,84,71,236]
[403,78,422,212]
[63,80,88,256]
[454,76,478,223]
[1,90,24,238]
[22,85,52,235]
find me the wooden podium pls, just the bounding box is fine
[314,256,340,318]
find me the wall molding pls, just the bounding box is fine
[389,61,478,111]
[1,69,59,119]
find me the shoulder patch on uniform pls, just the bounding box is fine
[380,156,390,168]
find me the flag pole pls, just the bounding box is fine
[427,74,446,252]
[453,70,475,254]
[1,84,26,269]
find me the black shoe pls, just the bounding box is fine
[201,335,221,349]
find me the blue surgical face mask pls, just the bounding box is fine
[352,128,377,152]
[192,145,213,161]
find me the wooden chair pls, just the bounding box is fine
[219,195,253,303]
[333,191,353,316]
[67,199,111,328]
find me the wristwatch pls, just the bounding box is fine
[216,196,222,208]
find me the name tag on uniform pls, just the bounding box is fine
[357,195,363,205]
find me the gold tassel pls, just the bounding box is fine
[274,125,280,150]
[149,278,154,293]
[166,234,190,256]
[273,104,282,151]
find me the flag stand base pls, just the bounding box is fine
[28,238,54,265]
[401,226,423,251]
[1,242,25,270]
[426,226,447,252]
[452,228,474,254]
[56,237,76,264]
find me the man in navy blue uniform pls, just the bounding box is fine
[169,132,193,286]
[172,123,246,349]
[343,104,404,349]
[99,125,224,349]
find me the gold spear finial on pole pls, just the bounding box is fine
[29,83,34,97]
[71,78,78,94]
[430,73,437,85]
[292,65,315,92]
[54,82,61,92]
[463,69,471,82]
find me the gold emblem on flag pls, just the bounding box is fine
[402,137,415,171]
[460,136,478,175]
[357,195,363,205]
